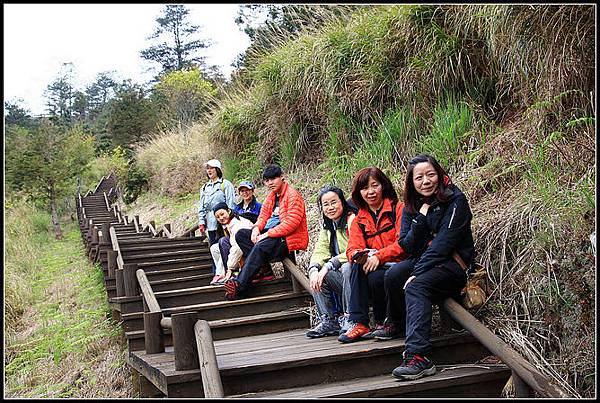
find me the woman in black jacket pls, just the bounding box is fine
[390,154,474,381]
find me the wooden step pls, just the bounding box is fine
[125,309,310,350]
[120,291,312,332]
[114,277,295,314]
[232,364,512,398]
[127,330,490,397]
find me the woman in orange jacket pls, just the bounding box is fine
[338,167,408,343]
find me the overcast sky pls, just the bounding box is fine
[3,3,251,116]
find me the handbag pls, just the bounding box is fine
[453,252,488,310]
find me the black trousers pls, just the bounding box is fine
[234,228,289,292]
[383,258,417,332]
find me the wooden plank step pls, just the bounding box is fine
[120,291,312,332]
[232,364,512,398]
[115,277,294,314]
[121,249,211,261]
[127,330,489,398]
[125,309,310,350]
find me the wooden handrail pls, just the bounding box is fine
[109,226,125,270]
[147,222,158,237]
[195,320,224,398]
[78,193,82,209]
[162,224,172,238]
[136,269,161,313]
[94,175,105,193]
[103,191,110,211]
[442,298,571,398]
[282,257,312,295]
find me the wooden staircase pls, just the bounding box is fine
[76,174,570,399]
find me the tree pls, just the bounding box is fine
[5,119,95,239]
[140,4,210,74]
[106,81,158,149]
[153,68,218,126]
[4,100,37,130]
[86,71,118,118]
[45,63,77,126]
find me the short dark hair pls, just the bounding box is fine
[403,154,451,214]
[350,167,397,210]
[263,164,283,180]
[206,167,223,179]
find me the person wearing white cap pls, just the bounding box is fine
[198,159,236,281]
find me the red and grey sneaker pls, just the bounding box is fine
[251,265,275,283]
[224,279,241,301]
[337,322,370,343]
[392,352,436,380]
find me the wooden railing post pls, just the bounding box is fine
[195,320,224,398]
[134,215,140,233]
[115,268,125,297]
[144,311,165,354]
[123,263,140,297]
[107,250,117,278]
[172,312,199,371]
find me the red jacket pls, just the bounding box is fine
[346,198,408,265]
[255,181,309,252]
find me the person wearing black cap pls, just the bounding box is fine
[209,202,254,284]
[224,164,309,300]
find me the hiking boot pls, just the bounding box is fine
[392,352,436,380]
[338,315,350,335]
[306,319,341,338]
[224,279,241,301]
[372,318,404,341]
[362,323,383,340]
[338,322,370,343]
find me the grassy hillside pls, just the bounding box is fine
[4,200,134,398]
[121,4,594,397]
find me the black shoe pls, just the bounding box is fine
[372,319,405,341]
[392,352,436,380]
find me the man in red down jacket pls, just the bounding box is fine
[224,163,308,300]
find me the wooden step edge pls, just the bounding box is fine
[125,309,308,340]
[120,291,310,320]
[230,364,512,398]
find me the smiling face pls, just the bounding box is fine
[214,208,230,225]
[320,191,344,221]
[239,187,254,203]
[359,176,383,211]
[412,161,439,198]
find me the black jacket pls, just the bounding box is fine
[398,184,474,276]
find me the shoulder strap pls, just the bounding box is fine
[359,201,398,240]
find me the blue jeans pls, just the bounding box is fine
[347,262,387,326]
[218,236,231,268]
[312,262,352,321]
[404,260,466,356]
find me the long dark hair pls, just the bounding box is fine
[403,154,452,214]
[350,167,397,210]
[318,186,357,231]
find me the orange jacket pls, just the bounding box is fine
[255,181,309,252]
[346,198,408,265]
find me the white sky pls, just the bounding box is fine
[3,3,251,116]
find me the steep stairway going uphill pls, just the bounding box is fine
[76,174,572,399]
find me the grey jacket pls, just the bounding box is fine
[198,178,236,231]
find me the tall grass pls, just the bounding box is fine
[4,214,132,398]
